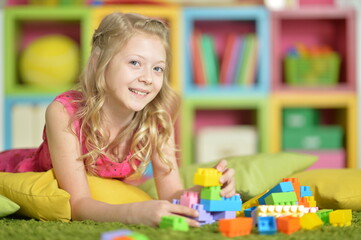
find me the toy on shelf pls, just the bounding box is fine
[19,34,80,90]
[284,43,341,87]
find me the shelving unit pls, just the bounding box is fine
[181,96,269,165]
[3,6,91,149]
[271,8,356,92]
[1,4,358,168]
[182,7,270,97]
[270,93,357,168]
[180,7,270,164]
[269,7,357,169]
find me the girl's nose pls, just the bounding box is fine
[139,68,152,85]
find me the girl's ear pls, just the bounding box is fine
[90,48,100,68]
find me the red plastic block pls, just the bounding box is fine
[219,217,253,237]
[277,216,301,235]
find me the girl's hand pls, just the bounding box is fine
[214,159,236,198]
[128,200,200,227]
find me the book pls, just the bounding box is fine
[243,34,258,86]
[235,34,252,85]
[191,31,207,86]
[219,33,239,85]
[200,34,219,86]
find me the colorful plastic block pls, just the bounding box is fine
[112,237,132,240]
[212,211,236,221]
[258,182,294,205]
[200,194,242,212]
[128,233,149,240]
[257,205,305,218]
[191,204,215,225]
[180,191,199,208]
[258,216,277,235]
[298,197,310,207]
[101,230,132,240]
[200,186,222,200]
[193,168,222,187]
[219,217,253,237]
[264,192,298,205]
[283,178,301,202]
[159,216,189,231]
[300,186,312,197]
[300,213,323,230]
[244,206,258,217]
[276,216,301,235]
[329,209,352,227]
[316,209,333,225]
[304,196,317,207]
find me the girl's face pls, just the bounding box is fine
[104,32,166,113]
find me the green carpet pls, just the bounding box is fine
[1,211,361,240]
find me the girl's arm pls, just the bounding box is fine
[46,101,199,226]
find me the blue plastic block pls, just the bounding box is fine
[258,182,294,205]
[211,211,236,221]
[258,216,277,235]
[200,195,242,212]
[300,186,313,197]
[244,206,258,217]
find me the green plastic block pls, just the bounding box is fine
[316,209,333,225]
[284,54,340,86]
[200,186,222,200]
[283,108,318,130]
[159,216,189,231]
[282,126,343,150]
[264,192,298,205]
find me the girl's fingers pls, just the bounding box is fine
[172,204,199,218]
[215,159,227,172]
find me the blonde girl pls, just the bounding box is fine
[0,12,235,227]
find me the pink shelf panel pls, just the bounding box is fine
[194,109,256,134]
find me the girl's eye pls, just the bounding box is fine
[130,60,140,66]
[154,66,164,73]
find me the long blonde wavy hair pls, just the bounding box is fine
[73,12,179,177]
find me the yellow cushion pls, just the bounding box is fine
[0,169,153,222]
[291,169,361,210]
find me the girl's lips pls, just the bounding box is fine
[129,88,149,96]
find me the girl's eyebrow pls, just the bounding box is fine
[126,54,165,64]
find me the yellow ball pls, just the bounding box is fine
[20,34,80,89]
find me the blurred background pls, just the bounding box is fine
[0,0,360,169]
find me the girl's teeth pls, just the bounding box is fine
[130,89,147,96]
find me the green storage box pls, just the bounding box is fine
[284,53,341,86]
[282,126,343,150]
[283,108,318,130]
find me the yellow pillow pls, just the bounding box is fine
[0,169,153,222]
[291,169,361,210]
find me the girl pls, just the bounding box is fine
[0,12,235,227]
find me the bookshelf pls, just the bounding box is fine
[1,4,358,168]
[269,7,357,169]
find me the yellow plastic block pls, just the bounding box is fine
[300,213,323,230]
[329,209,352,227]
[193,168,222,187]
[305,196,317,207]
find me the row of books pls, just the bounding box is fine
[191,31,259,87]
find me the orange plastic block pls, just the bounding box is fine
[298,197,310,207]
[219,217,253,237]
[193,168,222,187]
[277,216,301,235]
[300,213,323,230]
[283,178,301,202]
[329,209,352,227]
[112,237,132,240]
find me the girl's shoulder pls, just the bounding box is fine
[54,90,83,115]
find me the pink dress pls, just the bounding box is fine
[0,90,139,180]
